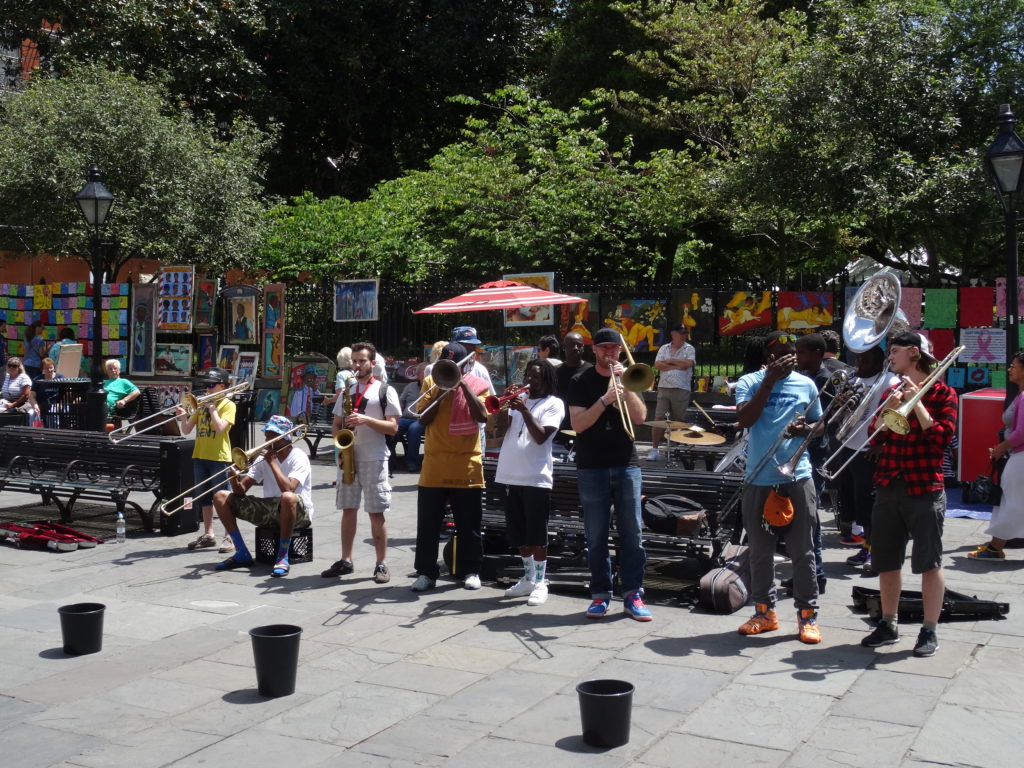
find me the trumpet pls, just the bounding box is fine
[484,385,529,414]
[409,352,476,418]
[160,423,308,518]
[109,380,250,443]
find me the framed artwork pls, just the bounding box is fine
[197,333,216,371]
[503,272,554,327]
[670,289,715,344]
[776,291,834,331]
[227,296,257,344]
[194,279,217,330]
[156,265,194,332]
[717,290,773,336]
[333,279,379,322]
[154,342,193,375]
[236,350,259,383]
[558,292,599,345]
[600,298,667,353]
[262,283,286,378]
[217,344,239,372]
[254,388,282,422]
[283,358,332,423]
[129,282,157,375]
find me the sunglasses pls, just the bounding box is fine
[6,364,18,369]
[766,334,797,348]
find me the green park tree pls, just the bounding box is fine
[0,64,273,280]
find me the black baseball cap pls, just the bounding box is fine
[593,328,623,345]
[890,331,936,365]
[200,367,230,386]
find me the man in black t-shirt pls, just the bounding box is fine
[567,327,651,622]
[555,331,591,439]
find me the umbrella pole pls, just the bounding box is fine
[502,320,509,386]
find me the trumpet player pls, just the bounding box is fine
[322,342,401,584]
[861,332,957,658]
[568,327,651,621]
[177,368,236,553]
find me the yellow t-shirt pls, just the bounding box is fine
[417,375,486,488]
[193,398,236,462]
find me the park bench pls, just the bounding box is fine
[0,426,194,533]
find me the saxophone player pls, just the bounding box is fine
[322,342,401,583]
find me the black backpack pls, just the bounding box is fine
[641,494,708,538]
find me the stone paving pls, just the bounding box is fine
[1,457,1022,767]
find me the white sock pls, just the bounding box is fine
[533,559,547,584]
[851,524,864,536]
[521,556,535,581]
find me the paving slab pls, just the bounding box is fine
[910,702,1023,767]
[638,732,790,768]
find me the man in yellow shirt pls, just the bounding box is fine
[176,368,237,552]
[410,343,489,592]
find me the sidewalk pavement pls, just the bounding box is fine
[1,457,1022,768]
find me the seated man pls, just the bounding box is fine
[102,359,141,420]
[212,415,315,577]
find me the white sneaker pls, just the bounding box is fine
[527,581,549,606]
[646,448,660,461]
[411,574,436,592]
[463,573,482,590]
[504,576,535,598]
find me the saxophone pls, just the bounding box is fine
[335,383,357,485]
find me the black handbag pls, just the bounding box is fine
[963,460,1003,506]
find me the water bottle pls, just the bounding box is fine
[115,511,126,544]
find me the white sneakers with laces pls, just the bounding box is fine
[527,581,549,606]
[645,448,660,461]
[504,576,535,597]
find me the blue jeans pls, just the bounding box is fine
[397,417,424,467]
[577,466,646,599]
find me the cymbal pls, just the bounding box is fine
[643,420,691,430]
[560,429,577,437]
[669,429,727,446]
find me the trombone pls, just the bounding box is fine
[409,352,476,418]
[109,381,250,443]
[607,333,656,441]
[776,371,860,478]
[160,423,308,518]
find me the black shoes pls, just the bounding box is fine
[861,620,899,647]
[913,627,939,657]
[321,559,354,578]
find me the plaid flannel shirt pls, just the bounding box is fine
[871,379,957,495]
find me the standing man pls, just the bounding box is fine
[734,331,823,644]
[647,324,696,461]
[410,343,490,592]
[322,342,401,584]
[555,331,591,442]
[568,327,651,621]
[452,327,496,395]
[861,332,957,657]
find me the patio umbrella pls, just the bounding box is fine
[413,280,584,314]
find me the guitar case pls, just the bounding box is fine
[851,586,1009,622]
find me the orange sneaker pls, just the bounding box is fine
[798,609,822,644]
[738,603,779,635]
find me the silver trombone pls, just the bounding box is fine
[410,352,476,418]
[109,381,251,443]
[160,423,308,518]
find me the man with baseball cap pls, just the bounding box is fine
[177,367,236,553]
[861,331,956,657]
[212,414,315,577]
[648,324,696,461]
[451,326,496,396]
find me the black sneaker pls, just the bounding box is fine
[321,559,354,578]
[913,627,939,657]
[861,620,899,648]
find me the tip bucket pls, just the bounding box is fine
[58,603,106,655]
[576,679,634,748]
[249,624,302,697]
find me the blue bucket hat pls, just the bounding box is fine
[265,414,295,440]
[452,326,482,345]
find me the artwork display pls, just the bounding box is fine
[227,296,257,344]
[776,291,834,331]
[157,266,194,332]
[217,344,239,372]
[333,279,379,322]
[559,291,599,344]
[284,359,331,423]
[129,282,157,376]
[600,298,667,352]
[717,290,772,335]
[197,333,216,370]
[255,388,282,422]
[154,343,192,375]
[960,328,1006,365]
[670,289,715,343]
[194,280,216,330]
[263,283,286,378]
[503,272,554,326]
[236,350,259,383]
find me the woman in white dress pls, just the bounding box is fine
[969,350,1024,560]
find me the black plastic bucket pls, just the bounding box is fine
[576,679,635,748]
[58,602,106,655]
[249,624,302,697]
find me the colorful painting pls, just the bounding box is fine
[333,279,379,322]
[670,289,715,344]
[154,342,192,376]
[284,359,330,422]
[129,282,157,375]
[558,291,599,344]
[236,350,259,383]
[227,296,256,344]
[262,283,286,379]
[717,290,773,336]
[503,272,555,327]
[155,382,193,411]
[217,344,239,372]
[600,298,667,352]
[194,279,216,330]
[197,333,216,371]
[506,345,538,386]
[776,291,834,331]
[156,266,194,332]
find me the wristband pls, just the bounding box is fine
[601,397,609,409]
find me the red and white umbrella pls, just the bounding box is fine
[414,280,583,314]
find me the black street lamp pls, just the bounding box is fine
[984,104,1024,405]
[74,165,116,431]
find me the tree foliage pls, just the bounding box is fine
[0,64,272,280]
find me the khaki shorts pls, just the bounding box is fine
[654,387,692,423]
[226,493,311,530]
[336,459,391,514]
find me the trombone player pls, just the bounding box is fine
[567,327,651,621]
[176,367,236,553]
[860,332,957,658]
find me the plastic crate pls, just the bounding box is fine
[254,526,313,564]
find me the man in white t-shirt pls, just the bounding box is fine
[452,326,497,396]
[494,359,565,606]
[212,415,314,578]
[322,342,401,584]
[647,324,696,461]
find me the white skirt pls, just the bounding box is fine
[987,451,1024,540]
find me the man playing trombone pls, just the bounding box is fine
[860,332,957,658]
[735,331,823,644]
[568,327,651,621]
[212,415,315,577]
[176,367,236,553]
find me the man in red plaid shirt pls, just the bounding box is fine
[861,332,957,657]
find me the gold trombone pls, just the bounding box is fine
[409,352,477,418]
[606,333,656,441]
[109,381,251,443]
[159,423,308,519]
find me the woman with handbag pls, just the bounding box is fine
[969,350,1024,561]
[1,356,34,417]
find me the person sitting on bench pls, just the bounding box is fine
[212,415,314,577]
[102,359,141,420]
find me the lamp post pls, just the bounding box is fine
[984,105,1024,406]
[74,166,116,431]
